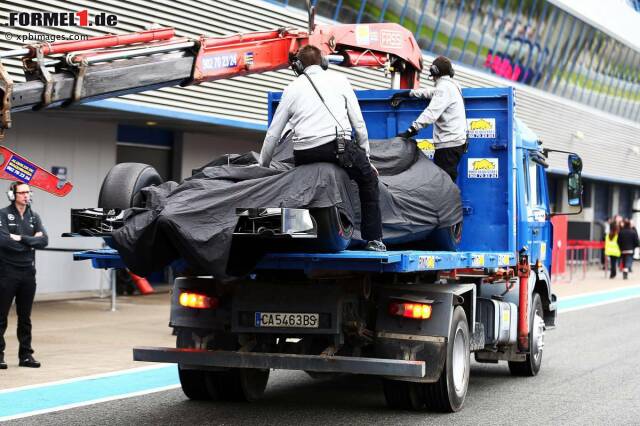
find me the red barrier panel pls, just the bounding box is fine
[551,216,568,276]
[568,240,604,249]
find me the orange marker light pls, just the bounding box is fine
[179,292,217,309]
[389,302,432,319]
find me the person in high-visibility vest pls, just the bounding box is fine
[604,222,621,279]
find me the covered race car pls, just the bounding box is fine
[85,136,462,279]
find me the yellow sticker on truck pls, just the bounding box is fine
[471,254,485,267]
[468,158,499,178]
[416,139,435,159]
[467,118,496,138]
[418,255,436,269]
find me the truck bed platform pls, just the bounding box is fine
[74,248,516,273]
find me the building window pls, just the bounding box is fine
[582,180,592,208]
[116,125,174,181]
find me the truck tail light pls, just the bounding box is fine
[179,292,218,309]
[389,302,432,319]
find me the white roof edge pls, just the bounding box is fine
[546,0,640,54]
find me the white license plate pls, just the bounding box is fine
[255,312,319,328]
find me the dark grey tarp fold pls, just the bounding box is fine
[112,137,462,278]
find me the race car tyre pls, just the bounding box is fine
[508,292,545,376]
[310,206,353,252]
[98,163,162,209]
[422,221,462,251]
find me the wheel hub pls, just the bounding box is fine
[452,328,467,394]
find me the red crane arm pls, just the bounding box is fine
[0,23,424,194]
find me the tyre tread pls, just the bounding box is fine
[98,163,162,209]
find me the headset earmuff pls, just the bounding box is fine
[289,53,304,76]
[320,55,328,70]
[290,51,329,75]
[429,63,440,78]
[7,182,17,202]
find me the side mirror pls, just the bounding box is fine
[567,172,582,207]
[568,154,582,174]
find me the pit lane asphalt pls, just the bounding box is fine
[4,297,640,425]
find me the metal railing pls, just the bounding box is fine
[273,0,640,121]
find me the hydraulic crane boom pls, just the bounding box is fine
[0,22,423,134]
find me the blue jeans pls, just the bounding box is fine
[621,253,633,273]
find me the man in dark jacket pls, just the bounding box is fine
[619,219,639,279]
[0,181,48,369]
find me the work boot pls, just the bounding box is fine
[365,240,387,252]
[0,355,6,370]
[623,271,628,280]
[19,355,41,368]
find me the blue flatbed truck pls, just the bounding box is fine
[77,87,583,412]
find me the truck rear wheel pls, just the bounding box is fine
[382,378,426,410]
[178,367,211,401]
[508,292,545,376]
[98,162,162,209]
[423,306,470,412]
[206,368,270,402]
[382,306,470,412]
[176,330,211,401]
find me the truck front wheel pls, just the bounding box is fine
[508,292,545,376]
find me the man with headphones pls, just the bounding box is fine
[0,181,48,369]
[259,45,385,252]
[393,56,468,181]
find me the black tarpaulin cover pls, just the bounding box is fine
[111,137,462,278]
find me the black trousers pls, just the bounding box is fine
[0,264,37,359]
[294,141,383,241]
[433,142,467,181]
[609,256,619,278]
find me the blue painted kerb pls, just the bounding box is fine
[0,366,179,418]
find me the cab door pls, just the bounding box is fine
[524,151,552,271]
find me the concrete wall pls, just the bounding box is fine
[2,113,116,294]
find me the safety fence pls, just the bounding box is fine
[567,239,604,281]
[551,239,604,282]
[273,0,640,122]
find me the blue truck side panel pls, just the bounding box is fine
[74,248,516,272]
[268,87,517,255]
